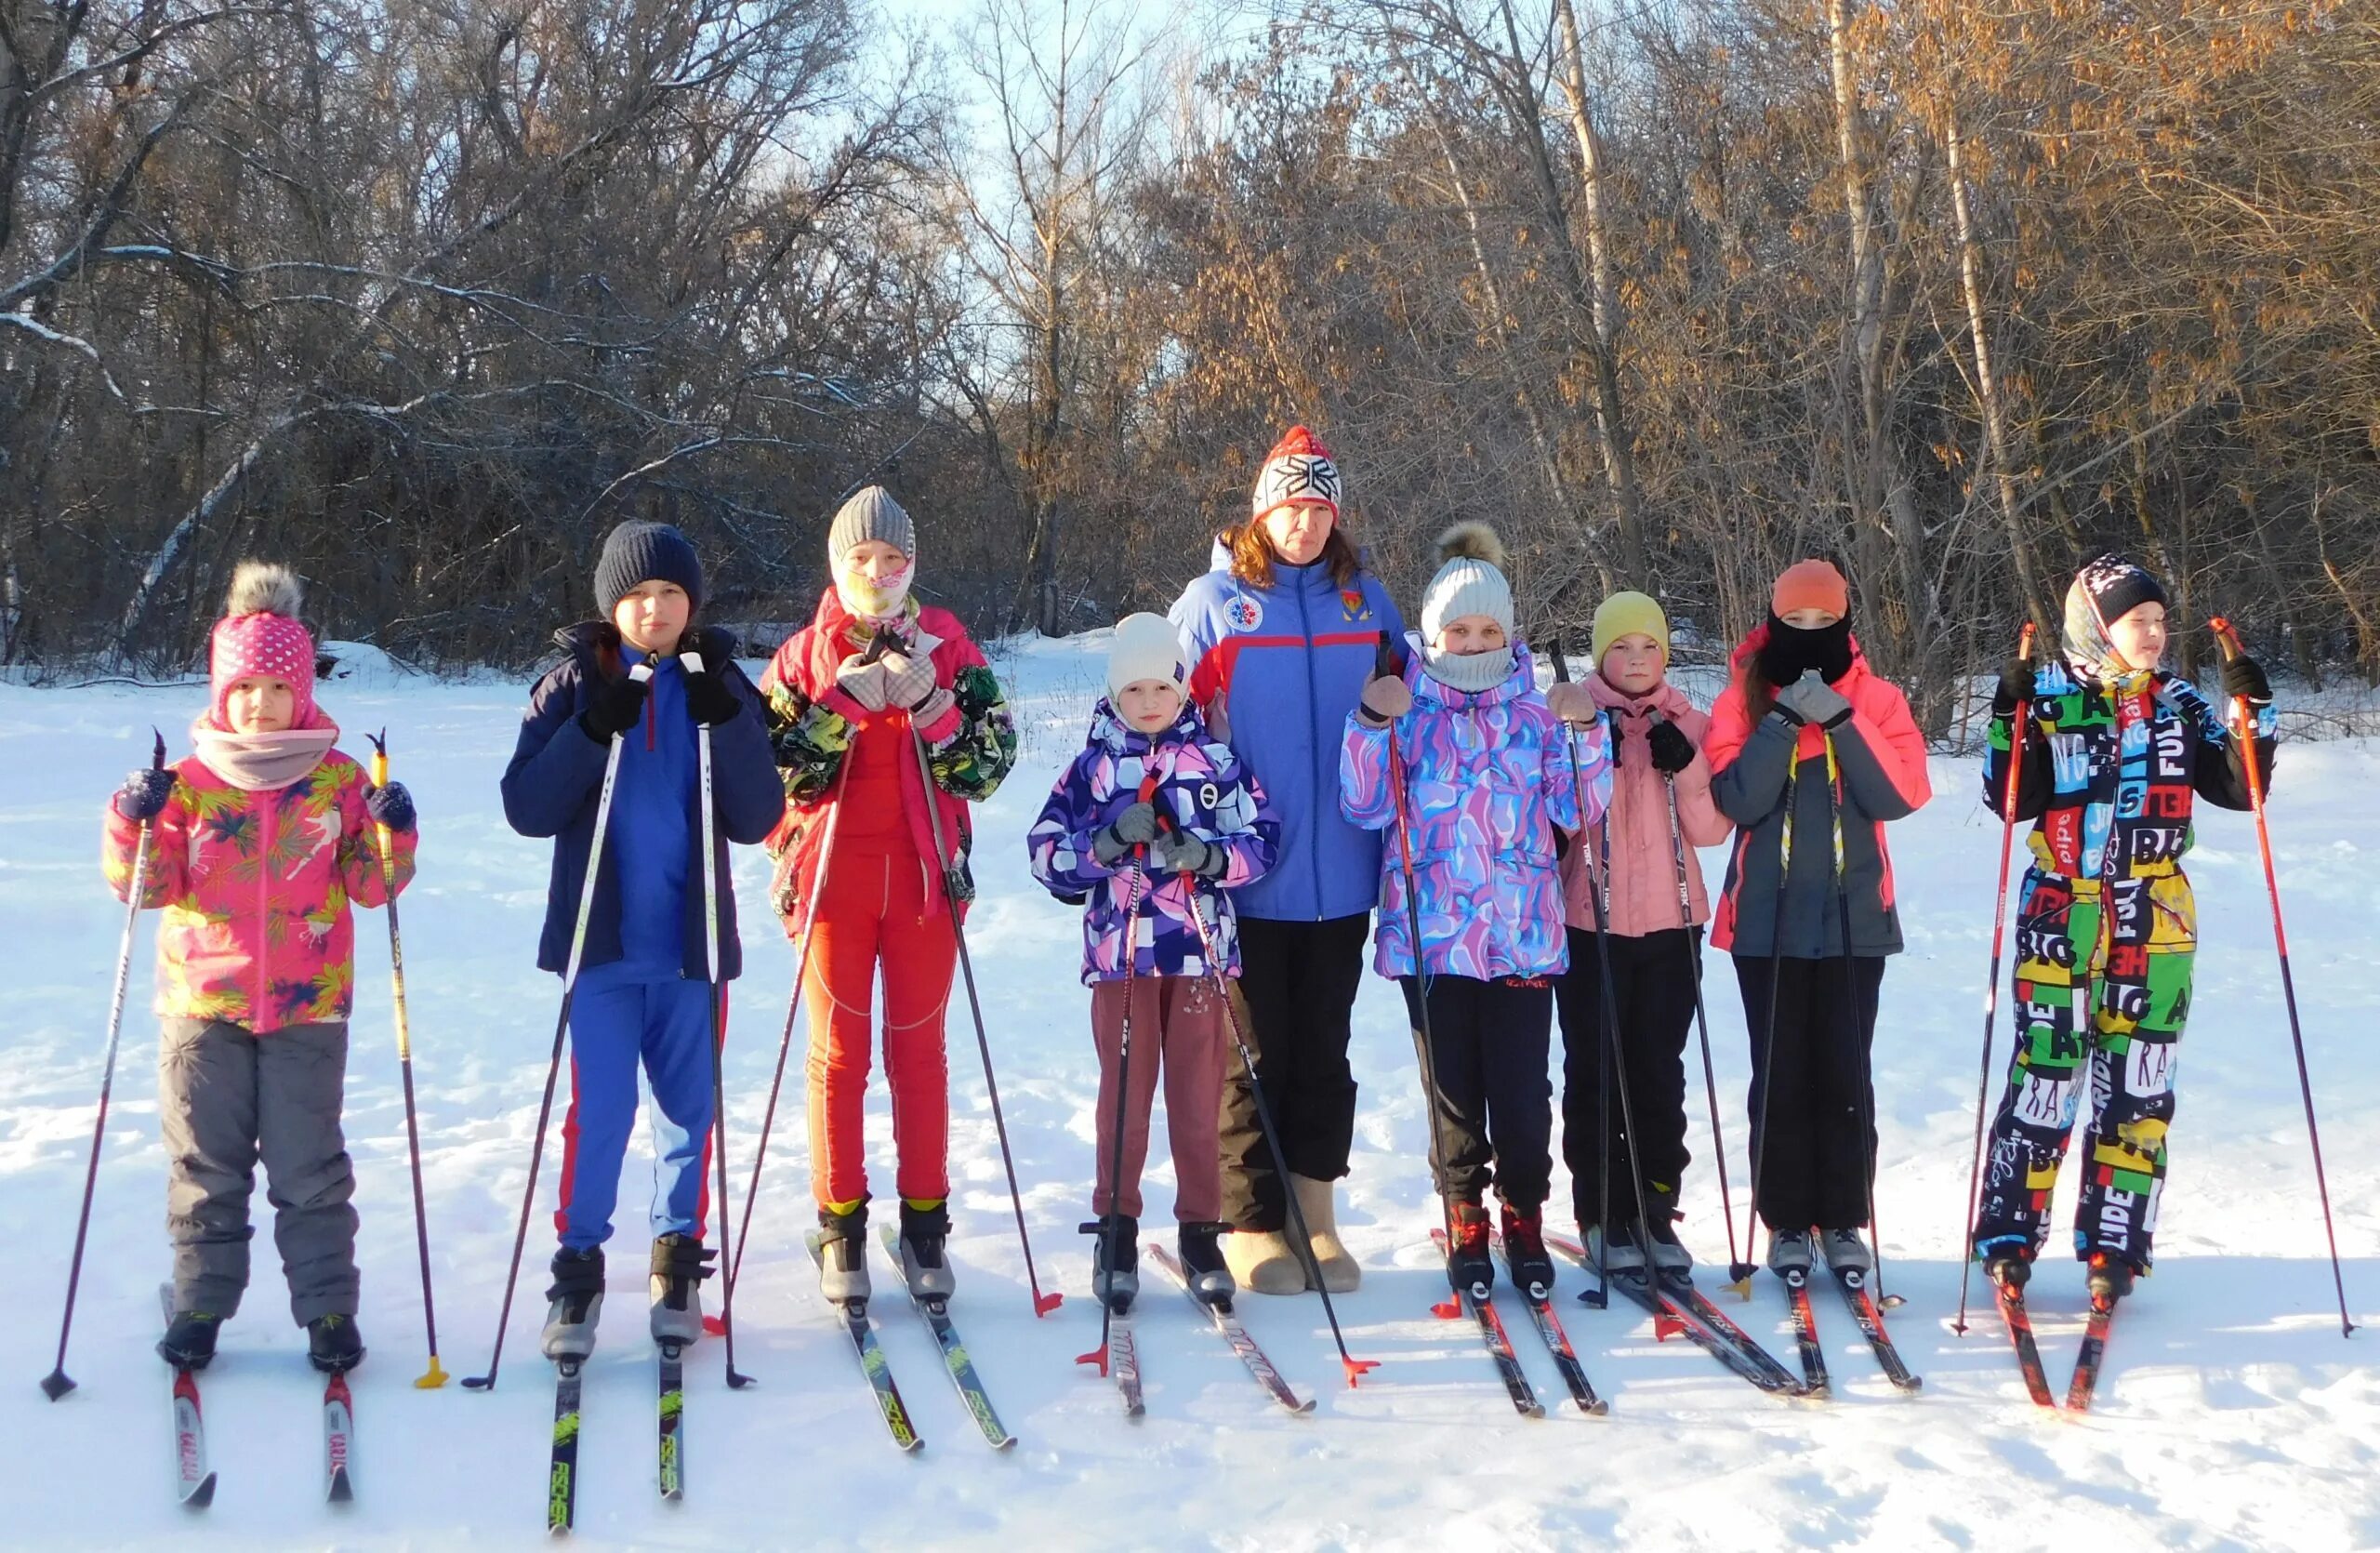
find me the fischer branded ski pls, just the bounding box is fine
[877,1227,1016,1448]
[1146,1243,1314,1416]
[1992,1275,2057,1409]
[806,1232,922,1452]
[657,1342,685,1501]
[324,1371,356,1503]
[158,1287,216,1509]
[1832,1268,1922,1392]
[548,1361,584,1534]
[1782,1268,1831,1397]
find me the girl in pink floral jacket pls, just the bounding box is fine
[100,564,416,1375]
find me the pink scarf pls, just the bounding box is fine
[190,715,339,792]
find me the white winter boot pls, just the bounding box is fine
[1290,1174,1361,1293]
[1222,1226,1306,1295]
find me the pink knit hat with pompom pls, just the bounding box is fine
[207,563,320,730]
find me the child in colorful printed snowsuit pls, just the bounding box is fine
[1170,425,1406,1295]
[105,564,417,1374]
[501,522,784,1358]
[1342,524,1610,1298]
[1027,614,1279,1308]
[1706,560,1930,1280]
[760,486,1017,1303]
[1554,592,1733,1276]
[1972,553,2276,1299]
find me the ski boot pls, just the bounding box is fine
[158,1308,223,1371]
[1644,1183,1694,1278]
[1765,1228,1815,1277]
[1585,1222,1648,1279]
[1500,1202,1554,1299]
[2086,1252,2136,1307]
[817,1203,870,1305]
[1444,1200,1494,1299]
[1821,1228,1873,1275]
[307,1313,365,1374]
[540,1246,605,1361]
[1978,1237,2032,1292]
[649,1233,715,1345]
[1086,1214,1140,1313]
[898,1200,956,1301]
[1177,1221,1236,1307]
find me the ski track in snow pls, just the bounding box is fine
[5,635,2380,1549]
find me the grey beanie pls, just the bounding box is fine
[1420,522,1515,644]
[827,486,917,566]
[594,521,704,615]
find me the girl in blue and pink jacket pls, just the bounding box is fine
[1342,524,1611,1299]
[1029,614,1278,1307]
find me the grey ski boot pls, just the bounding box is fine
[541,1247,605,1361]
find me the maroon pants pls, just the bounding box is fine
[1090,974,1228,1222]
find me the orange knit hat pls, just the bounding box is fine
[1771,559,1849,619]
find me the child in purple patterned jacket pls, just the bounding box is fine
[1342,524,1611,1301]
[1028,614,1279,1309]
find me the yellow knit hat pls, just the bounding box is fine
[1591,591,1670,668]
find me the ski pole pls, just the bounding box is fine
[1729,712,1802,1297]
[1546,641,1668,1315]
[42,729,165,1401]
[684,651,754,1388]
[1076,832,1149,1375]
[466,660,653,1393]
[1953,620,2035,1336]
[1173,835,1379,1386]
[364,731,446,1388]
[1818,731,1901,1308]
[2208,617,2354,1337]
[708,630,891,1327]
[1650,708,1743,1278]
[893,630,1063,1317]
[1372,633,1465,1300]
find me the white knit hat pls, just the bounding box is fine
[1251,425,1343,524]
[1107,612,1188,701]
[1421,522,1514,643]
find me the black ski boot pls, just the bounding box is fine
[1445,1201,1494,1299]
[817,1203,870,1304]
[158,1309,223,1371]
[1500,1202,1554,1299]
[1177,1221,1235,1307]
[307,1313,365,1374]
[541,1246,605,1361]
[649,1233,715,1345]
[1980,1239,2031,1292]
[2086,1252,2135,1307]
[898,1200,956,1301]
[1085,1214,1140,1312]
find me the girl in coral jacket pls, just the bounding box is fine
[1340,524,1610,1302]
[1554,591,1733,1279]
[1705,560,1930,1281]
[760,486,1017,1304]
[1971,553,2276,1305]
[104,564,416,1376]
[1027,614,1279,1310]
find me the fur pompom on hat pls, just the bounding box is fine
[208,562,319,729]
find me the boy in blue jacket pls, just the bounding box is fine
[500,522,786,1359]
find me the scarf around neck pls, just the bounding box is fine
[191,717,338,792]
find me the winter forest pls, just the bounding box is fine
[4,0,2375,732]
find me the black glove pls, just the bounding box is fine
[1151,827,1224,879]
[580,672,652,742]
[113,767,176,822]
[683,661,743,726]
[1991,656,2037,716]
[1091,802,1160,867]
[1645,718,1695,776]
[364,781,416,832]
[2222,654,2272,706]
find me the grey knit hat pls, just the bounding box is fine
[827,485,916,566]
[594,521,704,615]
[1420,522,1514,644]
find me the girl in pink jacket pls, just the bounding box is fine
[101,564,416,1375]
[1553,592,1731,1278]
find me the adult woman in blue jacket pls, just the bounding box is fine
[1169,426,1405,1294]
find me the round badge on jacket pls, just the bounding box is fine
[1224,595,1263,632]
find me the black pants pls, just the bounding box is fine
[1399,975,1554,1211]
[1555,927,1701,1233]
[1221,913,1371,1230]
[1734,954,1886,1232]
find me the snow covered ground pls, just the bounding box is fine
[5,633,2379,1549]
